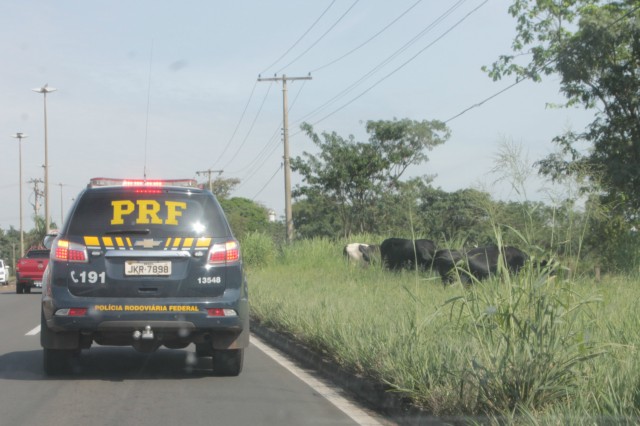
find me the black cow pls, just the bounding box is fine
[433,248,465,284]
[435,245,529,284]
[380,238,436,271]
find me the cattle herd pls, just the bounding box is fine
[344,237,544,285]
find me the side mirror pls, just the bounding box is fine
[43,230,59,250]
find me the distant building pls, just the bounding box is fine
[268,210,276,223]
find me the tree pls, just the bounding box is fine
[487,1,640,218]
[219,197,280,240]
[291,119,450,237]
[197,176,241,200]
[418,187,494,246]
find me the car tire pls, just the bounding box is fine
[16,282,23,294]
[41,310,74,375]
[43,348,73,375]
[212,348,244,376]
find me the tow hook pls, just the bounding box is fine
[132,325,154,340]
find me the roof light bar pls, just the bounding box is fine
[89,178,198,188]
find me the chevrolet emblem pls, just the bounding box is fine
[134,239,162,249]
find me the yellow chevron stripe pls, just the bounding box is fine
[84,236,100,247]
[196,237,211,247]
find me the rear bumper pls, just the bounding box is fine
[42,288,249,350]
[17,276,43,287]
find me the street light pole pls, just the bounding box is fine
[11,132,28,257]
[32,83,56,233]
[59,183,64,228]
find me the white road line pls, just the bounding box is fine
[251,335,385,426]
[26,325,41,336]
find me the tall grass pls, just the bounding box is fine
[245,236,640,420]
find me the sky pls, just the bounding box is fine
[0,0,595,232]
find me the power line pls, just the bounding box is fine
[252,164,283,201]
[303,0,488,130]
[275,0,360,74]
[260,0,336,75]
[293,0,469,127]
[211,80,258,169]
[231,80,309,178]
[444,78,525,123]
[219,82,275,170]
[443,2,640,124]
[310,0,423,73]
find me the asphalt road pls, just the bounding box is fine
[0,286,387,426]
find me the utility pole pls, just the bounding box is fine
[58,182,67,228]
[196,169,223,192]
[257,74,312,243]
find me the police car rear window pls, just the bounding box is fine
[67,190,231,237]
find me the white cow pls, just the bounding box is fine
[343,243,380,265]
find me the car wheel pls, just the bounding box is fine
[16,282,23,294]
[212,348,244,376]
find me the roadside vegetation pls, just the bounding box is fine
[245,232,640,422]
[0,1,637,422]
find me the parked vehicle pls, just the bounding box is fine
[0,259,8,285]
[16,248,50,294]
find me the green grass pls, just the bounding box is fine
[246,236,640,421]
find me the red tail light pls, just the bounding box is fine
[54,240,88,263]
[54,308,88,317]
[207,308,238,317]
[208,241,240,265]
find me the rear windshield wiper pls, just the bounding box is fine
[104,229,151,235]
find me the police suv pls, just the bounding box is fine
[41,178,249,376]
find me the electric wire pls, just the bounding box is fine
[233,80,309,192]
[252,164,283,201]
[220,82,274,170]
[443,2,640,124]
[297,0,487,132]
[292,0,469,127]
[210,80,258,169]
[275,0,360,74]
[231,80,308,177]
[444,78,525,123]
[260,0,336,75]
[310,0,423,73]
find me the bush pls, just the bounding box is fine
[240,231,277,268]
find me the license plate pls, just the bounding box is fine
[124,261,172,276]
